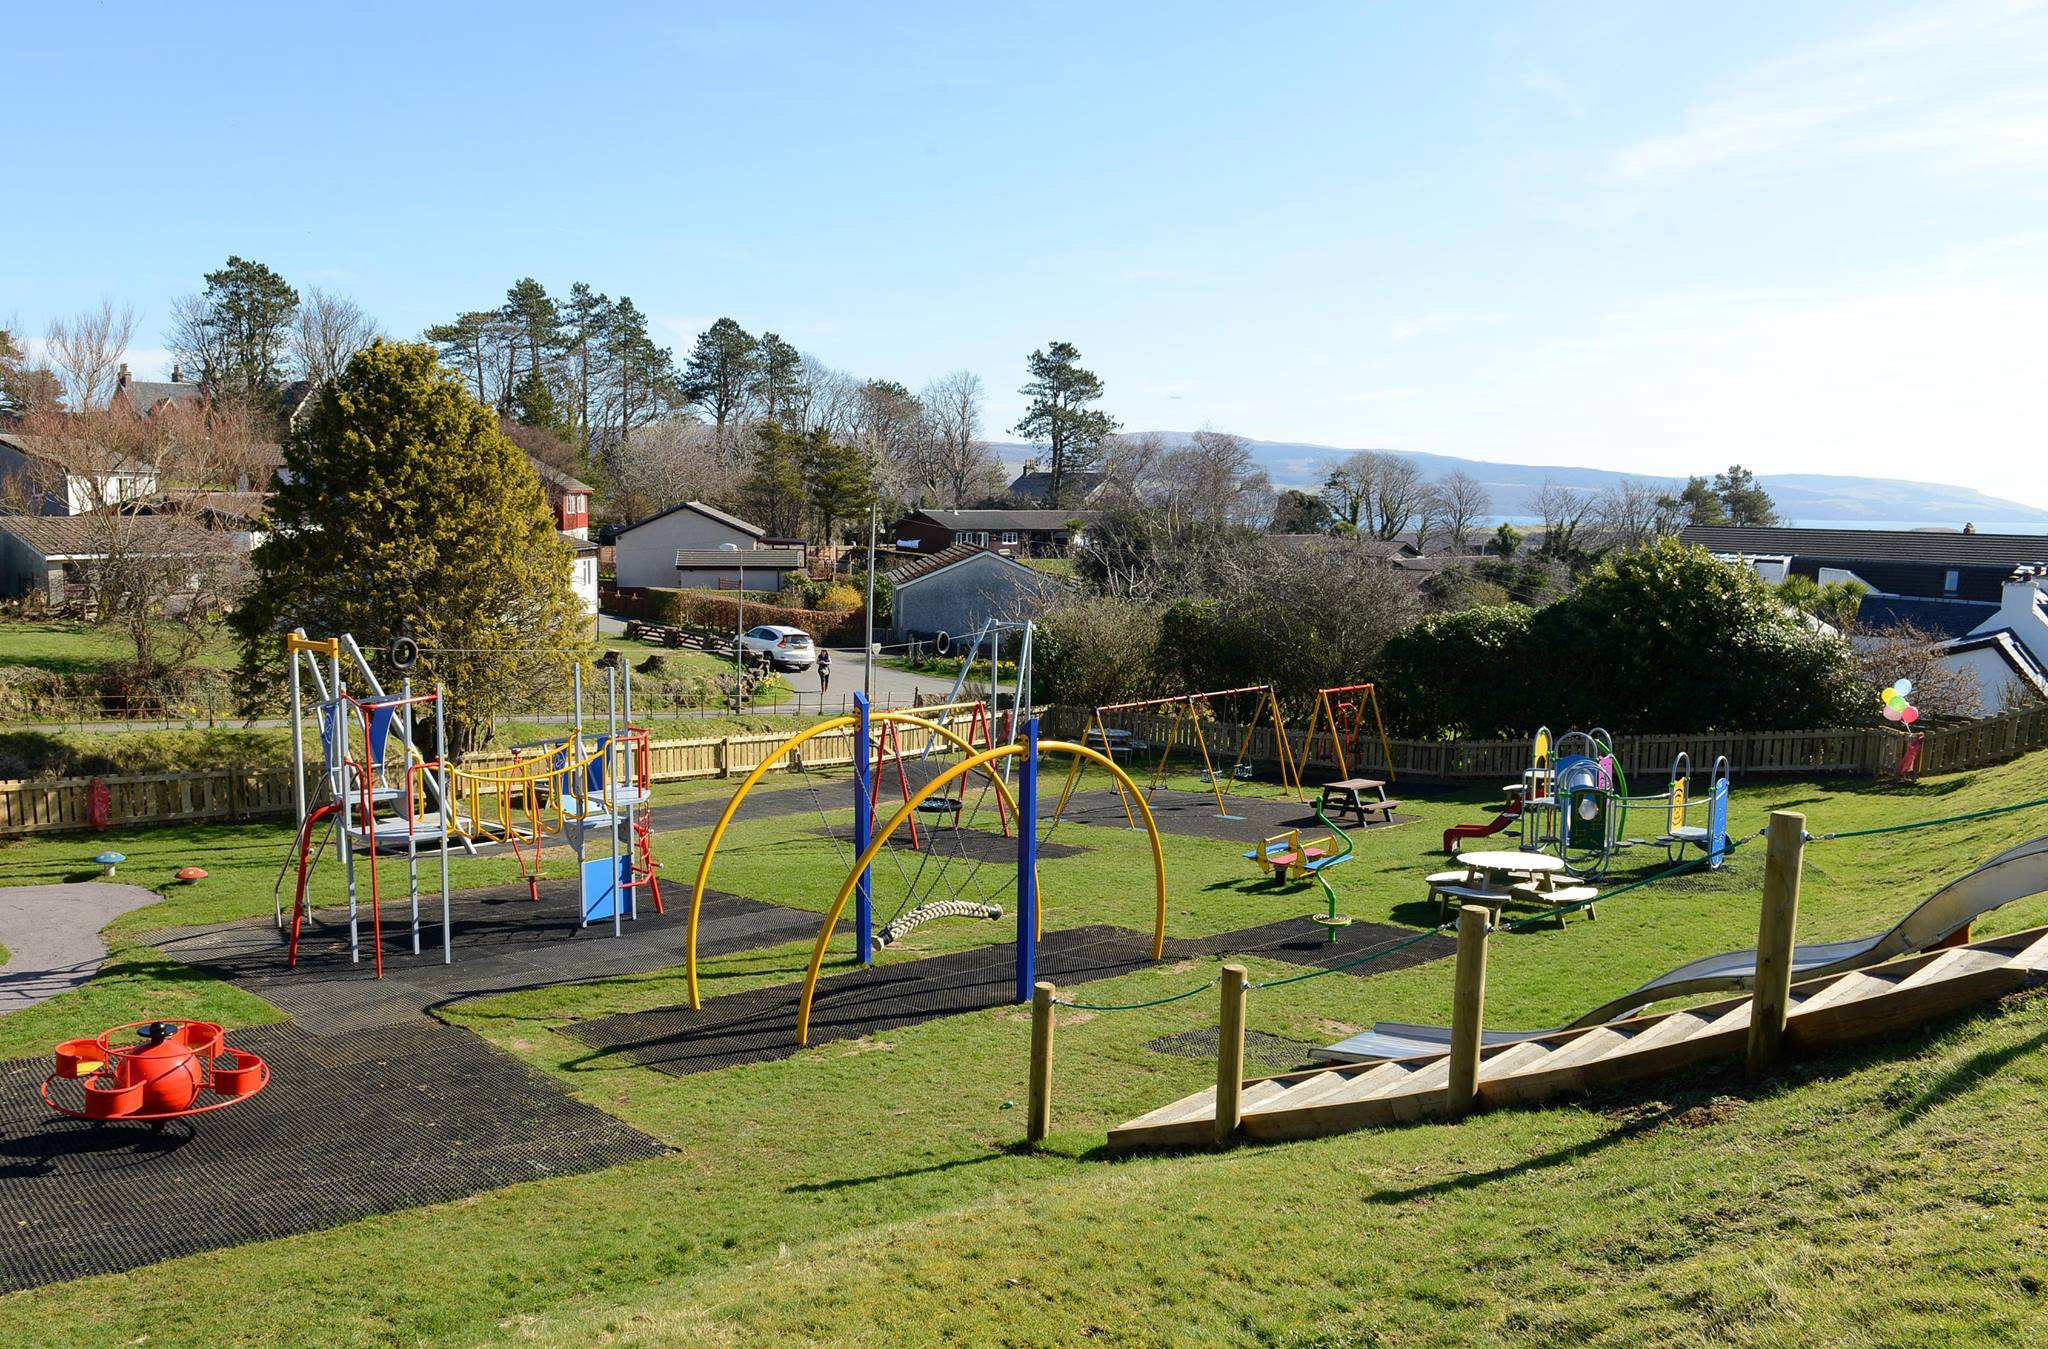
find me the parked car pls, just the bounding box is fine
[739,624,817,671]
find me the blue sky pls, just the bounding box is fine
[7,1,2047,503]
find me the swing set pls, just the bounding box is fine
[1072,685,1305,825]
[1300,682,1396,782]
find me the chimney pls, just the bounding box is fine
[117,362,130,389]
[169,362,182,383]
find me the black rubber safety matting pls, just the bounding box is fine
[1147,1026,1323,1072]
[563,924,1172,1076]
[1197,916,1458,976]
[1050,788,1421,842]
[562,913,1457,1078]
[0,1019,666,1295]
[146,881,825,1036]
[804,828,1089,863]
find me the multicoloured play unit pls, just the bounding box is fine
[277,630,663,974]
[1506,726,1730,878]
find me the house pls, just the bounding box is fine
[1683,525,2048,705]
[890,508,1094,559]
[0,514,235,608]
[0,433,159,515]
[564,533,601,618]
[885,543,1066,640]
[526,456,593,540]
[109,364,206,421]
[1007,463,1106,506]
[610,499,806,591]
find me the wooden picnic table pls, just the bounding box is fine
[1083,726,1138,763]
[1320,777,1399,825]
[1454,850,1567,887]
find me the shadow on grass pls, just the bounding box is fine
[784,1150,1010,1193]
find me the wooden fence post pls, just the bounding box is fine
[1446,903,1491,1118]
[1214,963,1249,1145]
[718,736,732,779]
[1027,981,1055,1145]
[1746,810,1806,1076]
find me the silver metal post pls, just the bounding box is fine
[608,665,621,937]
[436,683,452,964]
[403,677,420,956]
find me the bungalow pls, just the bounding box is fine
[885,543,1066,640]
[1007,463,1106,506]
[1682,524,2048,705]
[0,514,237,609]
[610,499,807,592]
[890,508,1093,559]
[0,432,159,515]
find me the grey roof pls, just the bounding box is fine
[888,543,1058,590]
[617,498,766,539]
[908,508,1095,532]
[1007,469,1105,503]
[560,530,599,555]
[885,541,984,585]
[1854,594,1997,640]
[674,547,805,570]
[1681,525,2048,568]
[0,513,227,559]
[0,432,156,477]
[527,453,593,493]
[112,379,205,417]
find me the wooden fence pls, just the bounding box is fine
[0,706,995,837]
[14,703,2048,838]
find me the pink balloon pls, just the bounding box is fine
[1883,706,1904,721]
[1902,706,1920,724]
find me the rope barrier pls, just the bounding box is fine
[1806,792,2048,841]
[1056,980,1219,1012]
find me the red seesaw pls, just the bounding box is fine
[40,1019,269,1124]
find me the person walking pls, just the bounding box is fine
[817,648,832,698]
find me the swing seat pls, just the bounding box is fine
[914,796,965,815]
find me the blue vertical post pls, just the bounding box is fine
[1016,716,1040,1003]
[854,691,874,965]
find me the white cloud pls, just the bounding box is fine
[1609,0,2048,182]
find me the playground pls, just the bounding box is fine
[2,657,2048,1344]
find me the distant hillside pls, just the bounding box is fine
[986,436,2048,530]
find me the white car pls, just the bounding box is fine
[739,624,817,672]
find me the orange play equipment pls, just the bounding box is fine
[41,1019,269,1124]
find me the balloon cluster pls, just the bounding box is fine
[1881,678,1919,725]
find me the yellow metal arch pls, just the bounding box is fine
[795,740,1167,1045]
[685,710,1018,1008]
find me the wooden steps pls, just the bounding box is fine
[1105,922,2048,1152]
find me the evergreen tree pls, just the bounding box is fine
[680,318,759,434]
[1013,341,1118,508]
[232,341,588,752]
[739,421,807,538]
[801,428,875,543]
[1713,464,1779,525]
[560,283,613,445]
[500,277,561,394]
[169,255,301,410]
[752,332,803,422]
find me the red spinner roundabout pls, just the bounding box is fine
[41,1020,269,1125]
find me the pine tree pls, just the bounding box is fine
[753,332,802,422]
[232,341,588,752]
[1013,341,1118,508]
[680,318,759,434]
[801,428,875,544]
[739,422,807,538]
[169,256,301,411]
[1713,464,1779,526]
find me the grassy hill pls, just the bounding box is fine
[6,745,2048,1344]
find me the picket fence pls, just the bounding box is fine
[10,703,2048,838]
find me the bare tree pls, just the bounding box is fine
[45,302,137,410]
[1533,480,1596,555]
[1367,454,1427,540]
[1413,484,1447,552]
[1437,470,1490,550]
[610,415,730,520]
[292,287,380,384]
[913,369,1003,507]
[1594,478,1665,551]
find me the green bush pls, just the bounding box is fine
[1377,605,1538,737]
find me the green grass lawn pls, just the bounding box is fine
[0,618,238,676]
[6,750,2048,1343]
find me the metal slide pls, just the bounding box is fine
[1319,833,2048,1063]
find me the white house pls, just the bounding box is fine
[610,500,805,592]
[0,433,159,515]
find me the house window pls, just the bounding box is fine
[1000,531,1020,546]
[1944,568,1960,595]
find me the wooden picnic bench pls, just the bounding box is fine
[1320,777,1400,825]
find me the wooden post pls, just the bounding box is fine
[1027,981,1055,1145]
[1746,809,1806,1076]
[1214,963,1249,1145]
[1446,903,1490,1118]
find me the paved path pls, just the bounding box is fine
[0,882,162,1013]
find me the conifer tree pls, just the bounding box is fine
[232,340,588,751]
